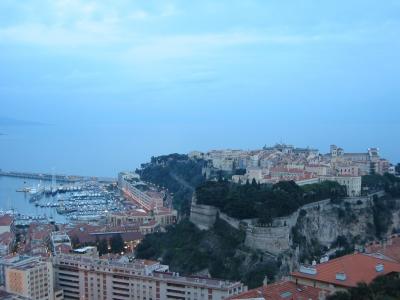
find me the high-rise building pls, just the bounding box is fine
[3,256,55,300]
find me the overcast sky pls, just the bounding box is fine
[0,0,399,176]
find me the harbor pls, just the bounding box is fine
[0,174,121,224]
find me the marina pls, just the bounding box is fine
[0,175,121,224]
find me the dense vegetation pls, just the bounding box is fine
[371,195,396,239]
[361,173,400,238]
[135,219,278,288]
[137,154,206,215]
[71,233,125,255]
[327,274,400,300]
[196,180,346,223]
[362,173,400,197]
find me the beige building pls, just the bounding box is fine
[327,176,362,197]
[4,256,55,300]
[334,164,360,177]
[53,252,245,300]
[305,165,331,176]
[107,207,177,230]
[297,176,361,197]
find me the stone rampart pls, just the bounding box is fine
[190,193,378,255]
[189,203,218,230]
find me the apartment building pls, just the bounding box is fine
[53,253,245,300]
[118,172,164,211]
[325,176,362,197]
[117,173,177,230]
[297,175,362,197]
[3,256,55,300]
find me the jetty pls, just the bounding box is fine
[0,170,115,183]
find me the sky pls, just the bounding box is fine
[0,0,399,177]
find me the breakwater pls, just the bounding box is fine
[0,170,115,183]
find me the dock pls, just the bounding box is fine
[0,170,115,183]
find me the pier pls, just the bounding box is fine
[0,170,115,183]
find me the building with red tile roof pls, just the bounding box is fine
[365,234,400,263]
[291,253,400,293]
[227,280,328,300]
[0,214,13,226]
[65,223,144,251]
[54,244,72,254]
[0,215,13,234]
[0,232,14,256]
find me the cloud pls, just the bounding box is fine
[0,22,120,47]
[0,0,157,47]
[127,10,150,21]
[0,0,398,66]
[121,31,324,63]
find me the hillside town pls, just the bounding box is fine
[0,144,399,300]
[191,144,394,197]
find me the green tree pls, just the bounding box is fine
[395,163,400,175]
[97,238,109,256]
[327,275,400,300]
[110,234,125,253]
[70,235,80,248]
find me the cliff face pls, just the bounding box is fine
[294,199,374,247]
[190,194,400,262]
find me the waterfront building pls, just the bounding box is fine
[118,172,164,211]
[117,172,177,230]
[53,251,245,300]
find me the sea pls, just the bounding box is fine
[0,176,67,223]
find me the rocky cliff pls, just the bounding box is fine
[190,192,400,268]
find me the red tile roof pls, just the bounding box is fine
[365,235,400,263]
[0,215,13,226]
[55,244,72,254]
[228,280,326,300]
[291,253,400,288]
[31,230,51,241]
[0,232,13,244]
